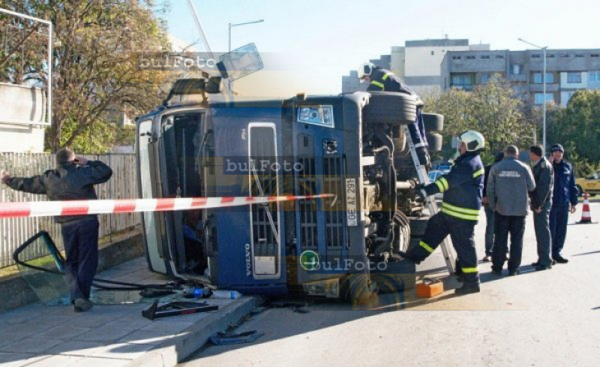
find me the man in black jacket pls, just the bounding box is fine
[529,145,554,271]
[1,149,113,312]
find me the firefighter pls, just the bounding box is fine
[399,130,486,295]
[358,62,430,167]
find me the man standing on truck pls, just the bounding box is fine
[399,131,486,295]
[358,62,430,167]
[1,149,112,312]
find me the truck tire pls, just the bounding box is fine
[423,113,444,132]
[363,92,418,125]
[409,216,429,237]
[427,132,443,152]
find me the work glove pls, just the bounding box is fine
[414,184,428,202]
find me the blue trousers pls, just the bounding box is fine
[549,203,569,258]
[61,217,99,301]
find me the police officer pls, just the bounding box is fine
[358,62,430,167]
[399,131,486,295]
[549,143,577,264]
[1,149,112,312]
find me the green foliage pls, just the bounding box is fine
[546,90,600,177]
[0,0,171,152]
[424,75,534,163]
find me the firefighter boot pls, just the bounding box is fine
[454,273,480,295]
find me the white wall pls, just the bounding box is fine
[0,83,46,153]
[405,45,470,77]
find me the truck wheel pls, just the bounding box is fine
[423,113,444,132]
[409,216,429,237]
[427,132,443,152]
[363,92,418,125]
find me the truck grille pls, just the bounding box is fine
[297,157,318,250]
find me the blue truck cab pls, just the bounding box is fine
[136,79,443,303]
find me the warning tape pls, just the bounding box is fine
[0,194,333,219]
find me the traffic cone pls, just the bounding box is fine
[577,192,593,224]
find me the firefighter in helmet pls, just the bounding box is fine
[358,62,430,167]
[400,130,486,295]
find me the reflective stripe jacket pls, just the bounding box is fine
[366,67,415,95]
[552,159,578,206]
[424,151,484,221]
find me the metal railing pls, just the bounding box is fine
[0,153,140,268]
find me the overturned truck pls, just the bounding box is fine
[135,79,444,303]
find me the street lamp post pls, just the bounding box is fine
[229,19,264,52]
[518,38,548,154]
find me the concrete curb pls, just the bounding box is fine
[125,296,264,367]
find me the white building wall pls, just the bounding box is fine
[405,45,470,77]
[0,83,47,153]
[560,71,588,89]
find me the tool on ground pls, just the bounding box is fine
[209,330,265,345]
[416,278,444,298]
[404,125,456,273]
[577,192,596,224]
[142,300,219,320]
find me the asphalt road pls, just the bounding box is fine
[180,203,600,367]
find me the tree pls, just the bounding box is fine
[547,90,600,176]
[0,0,170,152]
[425,76,534,163]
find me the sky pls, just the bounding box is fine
[165,0,600,97]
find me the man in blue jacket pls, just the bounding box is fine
[2,149,113,312]
[400,130,486,295]
[549,144,577,264]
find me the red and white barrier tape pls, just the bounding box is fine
[0,194,333,219]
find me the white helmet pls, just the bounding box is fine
[358,62,375,80]
[459,130,485,152]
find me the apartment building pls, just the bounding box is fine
[441,49,600,106]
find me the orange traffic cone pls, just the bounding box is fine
[577,192,594,224]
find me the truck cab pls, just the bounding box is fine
[136,78,443,302]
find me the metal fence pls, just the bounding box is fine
[0,153,140,268]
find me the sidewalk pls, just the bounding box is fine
[0,257,261,367]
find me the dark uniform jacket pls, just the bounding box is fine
[424,151,484,221]
[6,161,113,224]
[551,159,577,207]
[367,67,415,95]
[530,157,554,209]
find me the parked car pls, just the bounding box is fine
[576,170,600,196]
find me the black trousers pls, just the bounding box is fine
[61,217,100,301]
[492,213,526,272]
[407,212,479,286]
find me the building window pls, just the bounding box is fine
[561,54,570,58]
[466,55,476,60]
[480,55,490,59]
[495,55,504,59]
[431,51,434,56]
[575,54,584,58]
[534,93,553,105]
[589,71,600,82]
[481,73,490,83]
[531,54,541,58]
[567,72,582,83]
[452,56,462,60]
[533,72,554,84]
[451,73,474,90]
[511,64,523,75]
[547,54,555,58]
[592,54,600,57]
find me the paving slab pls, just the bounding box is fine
[0,256,262,367]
